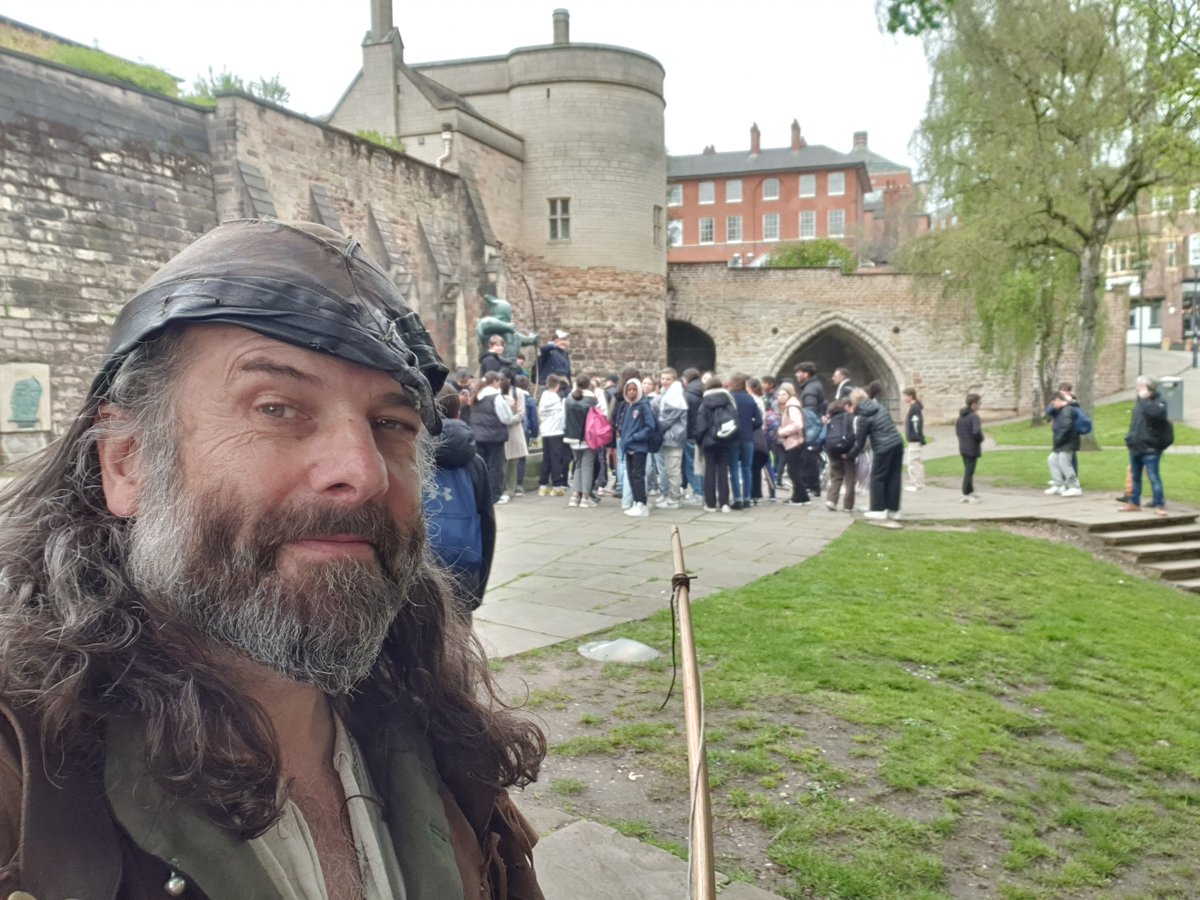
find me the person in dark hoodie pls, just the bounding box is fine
[849,386,905,526]
[1120,375,1172,515]
[956,392,984,503]
[903,387,926,492]
[694,375,738,512]
[1046,391,1083,497]
[620,377,658,518]
[423,389,496,612]
[478,333,513,379]
[682,367,706,501]
[728,372,763,510]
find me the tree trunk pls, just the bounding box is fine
[1076,242,1102,450]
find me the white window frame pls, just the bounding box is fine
[799,210,816,240]
[828,208,845,237]
[668,219,682,247]
[1167,240,1178,268]
[763,178,780,201]
[667,183,682,207]
[698,181,716,205]
[799,174,816,198]
[726,215,742,243]
[699,216,715,244]
[828,172,846,197]
[725,179,742,203]
[549,197,571,241]
[763,212,780,242]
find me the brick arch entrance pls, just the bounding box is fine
[667,319,717,374]
[769,312,907,412]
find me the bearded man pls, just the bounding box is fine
[0,220,546,899]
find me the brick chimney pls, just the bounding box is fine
[791,119,806,150]
[703,145,715,155]
[553,9,570,44]
[750,123,761,156]
[854,131,868,149]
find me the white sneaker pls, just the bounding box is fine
[567,495,579,508]
[537,486,550,496]
[497,494,510,505]
[704,506,717,512]
[720,504,732,513]
[1044,486,1062,495]
[887,510,903,521]
[904,485,919,492]
[580,497,598,509]
[966,494,982,504]
[863,510,887,520]
[656,499,681,509]
[1061,487,1083,497]
[825,501,837,511]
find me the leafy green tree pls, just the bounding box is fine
[881,0,955,34]
[765,239,858,273]
[187,67,290,106]
[916,0,1200,417]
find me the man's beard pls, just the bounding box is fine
[126,466,423,696]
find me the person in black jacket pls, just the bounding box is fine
[902,387,926,492]
[682,367,706,501]
[1121,375,1172,515]
[425,388,496,611]
[1046,392,1082,497]
[849,387,905,525]
[956,393,984,503]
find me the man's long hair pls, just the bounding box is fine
[0,329,544,837]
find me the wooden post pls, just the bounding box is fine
[670,526,716,899]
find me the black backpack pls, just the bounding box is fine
[824,411,854,456]
[711,400,740,443]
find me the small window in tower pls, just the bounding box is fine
[654,205,664,248]
[549,198,571,241]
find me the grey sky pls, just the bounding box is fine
[1,0,931,171]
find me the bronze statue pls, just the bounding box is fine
[476,292,537,362]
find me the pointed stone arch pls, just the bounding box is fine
[768,311,908,412]
[667,319,716,374]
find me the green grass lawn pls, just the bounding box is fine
[544,527,1200,898]
[924,450,1200,506]
[986,399,1200,448]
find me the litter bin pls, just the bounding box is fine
[1159,376,1184,421]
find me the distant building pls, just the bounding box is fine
[667,123,926,267]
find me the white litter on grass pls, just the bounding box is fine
[577,638,660,663]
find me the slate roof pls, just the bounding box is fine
[847,145,910,174]
[668,144,863,179]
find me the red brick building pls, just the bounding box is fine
[667,123,926,266]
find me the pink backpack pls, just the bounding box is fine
[585,404,613,450]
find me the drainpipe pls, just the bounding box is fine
[436,128,453,169]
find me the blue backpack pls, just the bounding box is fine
[424,467,484,600]
[1073,405,1093,436]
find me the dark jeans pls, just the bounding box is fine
[478,440,507,503]
[797,446,821,496]
[703,445,731,508]
[1129,451,1164,508]
[751,448,771,500]
[538,434,569,487]
[871,444,904,512]
[625,451,648,504]
[961,454,978,497]
[784,446,810,503]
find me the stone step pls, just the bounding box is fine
[1085,511,1198,534]
[1100,524,1200,546]
[1143,558,1200,581]
[1115,540,1200,564]
[1166,577,1200,594]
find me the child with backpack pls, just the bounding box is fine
[823,398,857,511]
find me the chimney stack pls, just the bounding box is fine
[703,144,715,155]
[750,123,761,156]
[854,131,868,149]
[553,9,570,44]
[791,119,806,150]
[370,0,393,40]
